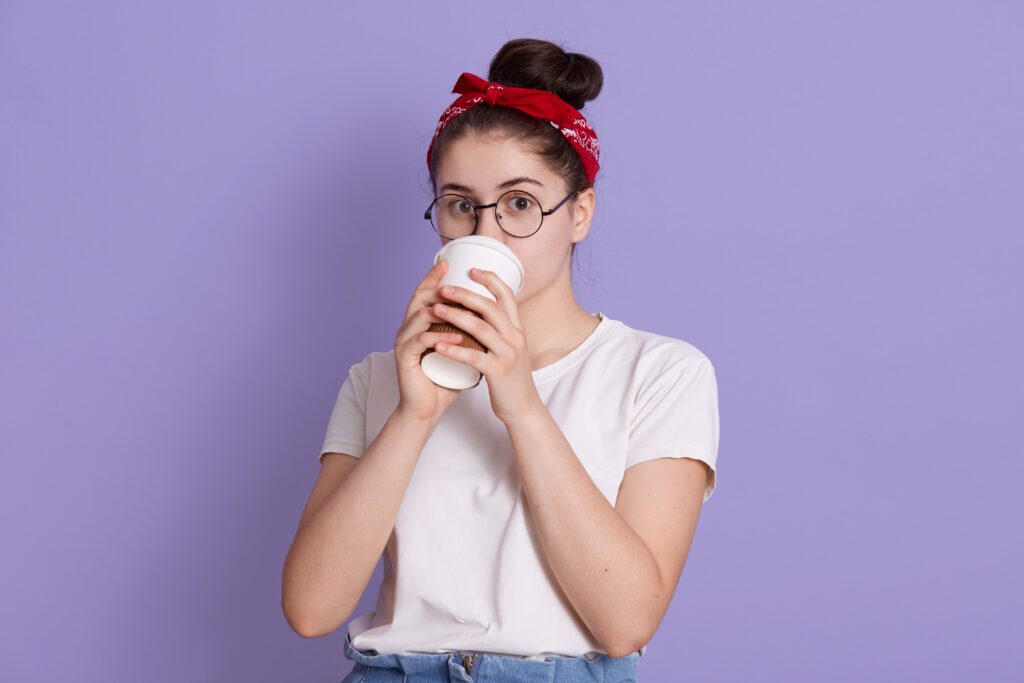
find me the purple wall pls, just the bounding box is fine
[2,1,1020,680]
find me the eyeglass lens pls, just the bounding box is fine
[429,191,543,238]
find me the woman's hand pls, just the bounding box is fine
[429,268,543,425]
[393,259,465,423]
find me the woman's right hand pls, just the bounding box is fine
[393,259,465,423]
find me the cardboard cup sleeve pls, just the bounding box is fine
[419,303,487,373]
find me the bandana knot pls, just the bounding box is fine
[483,84,503,106]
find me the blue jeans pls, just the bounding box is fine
[340,632,641,682]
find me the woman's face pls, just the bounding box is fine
[433,132,593,306]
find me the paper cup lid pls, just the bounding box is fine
[433,236,525,294]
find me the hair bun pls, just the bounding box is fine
[488,38,603,110]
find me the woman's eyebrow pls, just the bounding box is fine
[439,176,545,195]
[439,182,474,194]
[497,176,544,190]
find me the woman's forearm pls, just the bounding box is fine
[503,405,663,658]
[282,410,438,637]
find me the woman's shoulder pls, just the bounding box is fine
[342,348,397,384]
[598,313,714,369]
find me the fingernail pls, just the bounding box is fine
[435,303,447,313]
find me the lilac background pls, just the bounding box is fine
[1,1,1020,681]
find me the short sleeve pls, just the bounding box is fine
[318,354,372,463]
[625,356,720,502]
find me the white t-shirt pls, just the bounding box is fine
[318,312,719,661]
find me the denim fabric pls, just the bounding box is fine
[340,632,640,682]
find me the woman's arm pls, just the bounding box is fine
[281,409,440,638]
[503,405,707,658]
[425,271,709,654]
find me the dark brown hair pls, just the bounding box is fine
[428,38,604,197]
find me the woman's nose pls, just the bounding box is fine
[473,207,506,239]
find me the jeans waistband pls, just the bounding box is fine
[344,632,640,682]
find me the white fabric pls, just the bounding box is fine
[318,312,719,661]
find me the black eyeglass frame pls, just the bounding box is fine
[423,189,577,239]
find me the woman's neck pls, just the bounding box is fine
[517,279,601,373]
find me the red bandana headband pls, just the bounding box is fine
[427,72,600,186]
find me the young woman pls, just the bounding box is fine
[282,38,720,682]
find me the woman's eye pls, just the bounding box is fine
[510,196,532,211]
[449,199,473,215]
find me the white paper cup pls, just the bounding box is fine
[420,236,525,389]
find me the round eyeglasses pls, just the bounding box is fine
[424,189,575,239]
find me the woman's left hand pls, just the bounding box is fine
[431,268,543,425]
